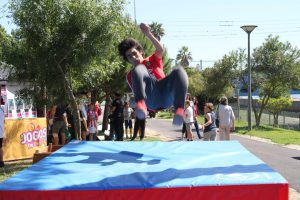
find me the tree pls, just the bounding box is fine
[0,25,12,61]
[185,67,204,97]
[176,46,192,68]
[251,35,300,127]
[201,49,246,101]
[149,22,165,41]
[6,0,126,139]
[263,97,292,127]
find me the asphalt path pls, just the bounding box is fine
[146,118,300,192]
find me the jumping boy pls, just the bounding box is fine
[118,23,188,125]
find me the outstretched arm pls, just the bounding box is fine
[140,23,164,58]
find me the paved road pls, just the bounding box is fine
[146,118,300,192]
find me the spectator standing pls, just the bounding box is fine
[183,100,194,141]
[181,95,192,139]
[52,105,68,145]
[193,97,202,139]
[79,94,88,120]
[65,104,75,140]
[87,103,98,141]
[46,105,56,144]
[217,96,235,141]
[95,101,102,119]
[111,93,124,141]
[79,106,89,141]
[123,102,133,139]
[202,103,217,141]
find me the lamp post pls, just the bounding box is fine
[241,25,257,130]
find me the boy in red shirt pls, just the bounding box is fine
[118,23,188,125]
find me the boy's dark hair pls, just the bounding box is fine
[118,38,143,62]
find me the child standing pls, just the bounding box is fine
[183,100,194,141]
[202,103,218,141]
[118,23,188,126]
[123,102,133,139]
[87,103,98,141]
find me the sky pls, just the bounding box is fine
[126,0,300,68]
[1,0,299,68]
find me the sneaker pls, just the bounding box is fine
[135,100,147,120]
[173,107,184,126]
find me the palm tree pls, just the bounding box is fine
[176,46,193,68]
[149,22,165,41]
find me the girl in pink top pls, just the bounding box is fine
[87,103,98,141]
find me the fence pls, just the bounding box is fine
[231,103,300,131]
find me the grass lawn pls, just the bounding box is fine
[156,111,173,119]
[235,120,300,146]
[0,160,32,182]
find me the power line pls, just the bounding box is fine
[164,30,300,39]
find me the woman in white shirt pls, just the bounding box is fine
[217,96,235,141]
[183,100,194,141]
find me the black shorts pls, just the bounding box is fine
[0,138,3,148]
[124,119,132,129]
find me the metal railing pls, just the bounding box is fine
[231,104,300,131]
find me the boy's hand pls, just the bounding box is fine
[140,23,151,35]
[140,22,164,58]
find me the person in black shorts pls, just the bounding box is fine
[111,93,124,141]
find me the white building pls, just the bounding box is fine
[0,64,36,118]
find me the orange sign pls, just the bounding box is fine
[3,118,47,161]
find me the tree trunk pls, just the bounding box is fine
[91,89,99,103]
[254,95,270,128]
[42,85,47,117]
[274,113,279,127]
[102,92,111,131]
[56,64,81,140]
[252,98,261,127]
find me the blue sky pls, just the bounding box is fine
[1,0,299,68]
[126,0,300,68]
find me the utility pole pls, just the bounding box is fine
[134,0,137,25]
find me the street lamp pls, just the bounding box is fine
[241,25,257,130]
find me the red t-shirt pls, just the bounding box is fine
[126,53,165,90]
